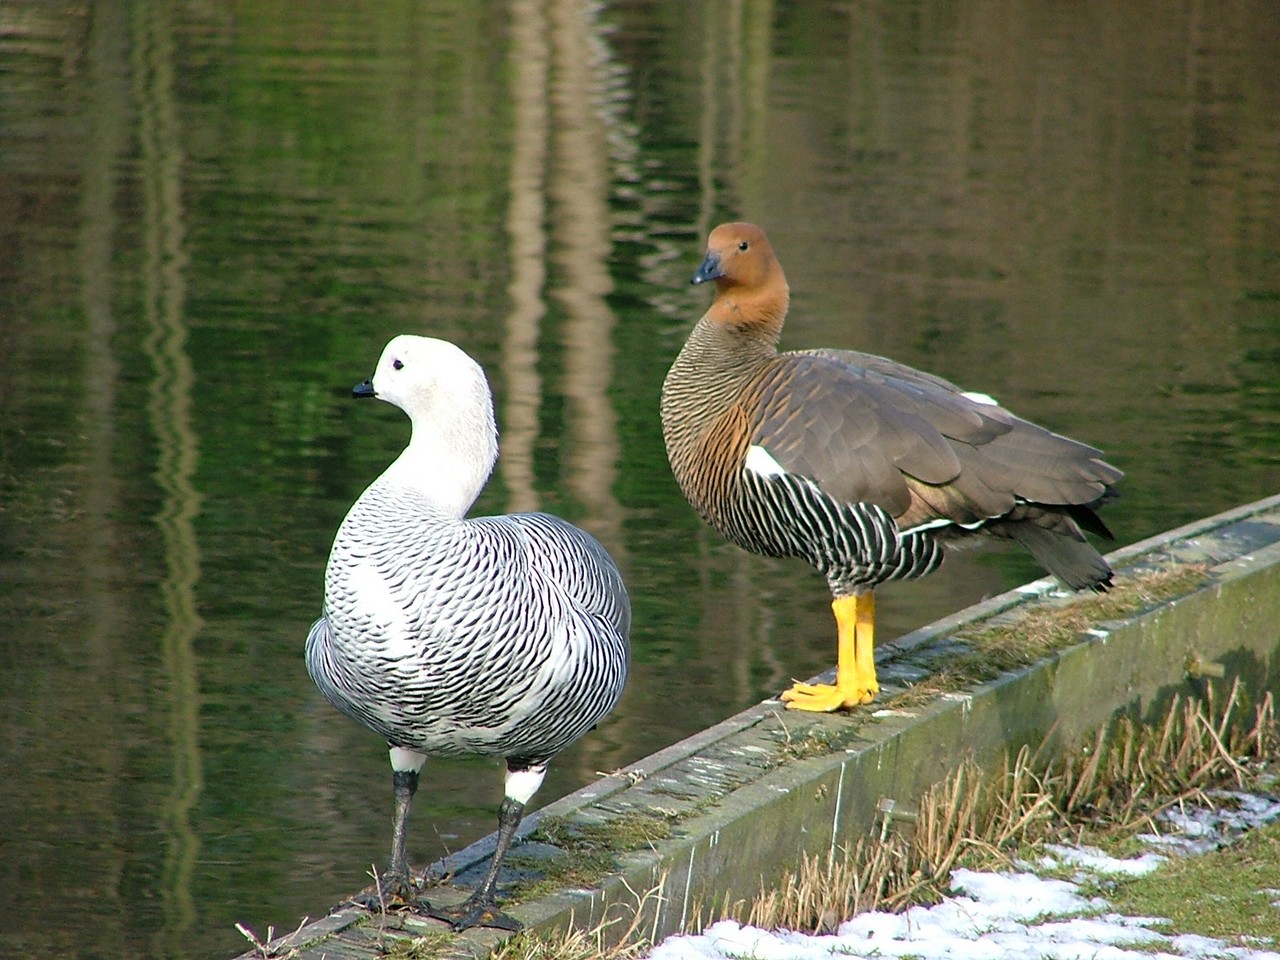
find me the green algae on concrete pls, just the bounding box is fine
[235,494,1280,960]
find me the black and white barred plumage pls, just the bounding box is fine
[307,497,629,765]
[732,469,946,596]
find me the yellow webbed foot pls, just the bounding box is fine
[781,592,880,712]
[780,678,878,712]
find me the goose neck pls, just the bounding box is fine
[377,422,497,519]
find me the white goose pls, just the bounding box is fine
[306,334,631,931]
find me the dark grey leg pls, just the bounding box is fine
[428,795,526,931]
[385,768,419,897]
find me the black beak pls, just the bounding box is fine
[691,250,724,285]
[353,378,375,398]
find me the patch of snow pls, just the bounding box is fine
[1042,843,1165,876]
[1139,791,1280,856]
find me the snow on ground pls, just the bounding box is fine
[645,791,1280,960]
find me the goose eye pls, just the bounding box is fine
[738,241,749,251]
[392,359,404,371]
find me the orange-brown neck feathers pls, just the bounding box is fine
[694,222,790,339]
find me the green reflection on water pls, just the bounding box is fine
[132,0,206,953]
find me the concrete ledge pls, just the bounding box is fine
[242,494,1280,959]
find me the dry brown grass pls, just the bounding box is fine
[490,881,666,960]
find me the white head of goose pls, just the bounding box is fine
[306,335,631,930]
[660,223,1121,712]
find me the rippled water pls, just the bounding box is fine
[1,2,1278,957]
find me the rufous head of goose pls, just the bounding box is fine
[352,334,499,517]
[691,221,791,340]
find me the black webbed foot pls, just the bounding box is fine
[336,869,431,914]
[425,893,521,932]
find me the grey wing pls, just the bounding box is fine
[745,349,1120,525]
[743,350,998,513]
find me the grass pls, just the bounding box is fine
[491,883,666,960]
[1107,815,1280,945]
[772,720,845,763]
[233,917,309,959]
[379,930,460,959]
[536,812,680,852]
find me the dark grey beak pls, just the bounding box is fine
[691,250,724,285]
[353,378,375,398]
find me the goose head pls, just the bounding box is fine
[691,222,790,339]
[355,335,499,516]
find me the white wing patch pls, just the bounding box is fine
[900,517,954,535]
[901,516,988,536]
[347,560,418,660]
[745,443,788,477]
[961,390,999,406]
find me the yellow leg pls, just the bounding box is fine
[780,593,878,712]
